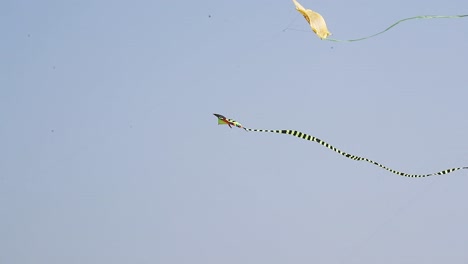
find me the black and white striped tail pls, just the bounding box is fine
[245,128,467,178]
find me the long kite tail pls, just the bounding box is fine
[245,128,467,178]
[325,15,468,42]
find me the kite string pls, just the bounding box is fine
[282,15,301,32]
[325,14,468,42]
[342,177,436,264]
[225,5,315,69]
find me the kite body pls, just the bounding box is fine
[214,113,468,178]
[292,0,331,39]
[214,113,246,129]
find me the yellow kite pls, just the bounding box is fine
[291,0,468,42]
[292,0,331,39]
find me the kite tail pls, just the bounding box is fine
[325,14,468,42]
[245,128,467,178]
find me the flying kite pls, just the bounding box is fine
[292,0,331,39]
[214,113,467,178]
[292,0,468,42]
[214,113,246,129]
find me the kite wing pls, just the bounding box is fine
[217,119,229,125]
[214,113,231,127]
[292,0,331,39]
[214,113,467,178]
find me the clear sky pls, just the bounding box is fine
[2,0,468,263]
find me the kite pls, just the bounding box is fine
[291,0,468,42]
[214,113,246,129]
[214,113,467,178]
[292,0,331,39]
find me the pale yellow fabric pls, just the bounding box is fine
[292,0,331,39]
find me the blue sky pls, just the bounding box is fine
[2,0,468,263]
